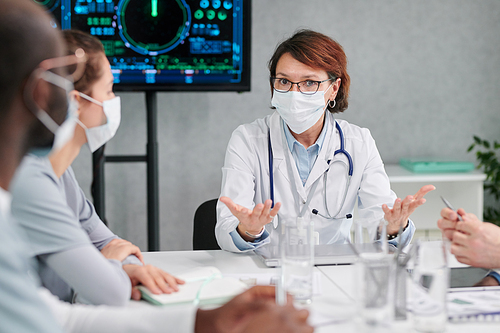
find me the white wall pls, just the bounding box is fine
[72,0,500,251]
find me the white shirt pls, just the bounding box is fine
[0,187,65,333]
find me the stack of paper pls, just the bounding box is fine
[448,290,500,321]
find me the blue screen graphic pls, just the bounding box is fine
[35,0,251,91]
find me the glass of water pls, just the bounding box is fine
[355,252,395,329]
[280,217,314,304]
[410,239,450,333]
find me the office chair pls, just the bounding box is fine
[193,198,221,250]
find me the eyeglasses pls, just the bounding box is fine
[270,77,335,95]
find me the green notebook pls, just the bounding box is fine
[400,158,475,173]
[138,266,247,306]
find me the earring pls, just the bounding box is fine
[328,100,336,108]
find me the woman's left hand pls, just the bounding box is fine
[382,184,435,235]
[122,264,185,300]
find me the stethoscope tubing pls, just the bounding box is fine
[268,120,354,219]
[268,130,275,209]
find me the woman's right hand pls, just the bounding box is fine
[100,239,144,263]
[220,196,281,242]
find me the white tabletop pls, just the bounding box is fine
[139,250,500,333]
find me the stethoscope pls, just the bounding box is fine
[268,119,354,222]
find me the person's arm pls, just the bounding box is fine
[38,288,196,333]
[356,129,432,248]
[40,245,132,306]
[40,286,312,333]
[0,217,65,333]
[69,168,143,266]
[87,222,143,266]
[220,196,279,251]
[68,171,181,292]
[80,192,184,297]
[215,125,279,253]
[472,271,500,287]
[388,219,415,248]
[356,129,415,248]
[382,185,434,239]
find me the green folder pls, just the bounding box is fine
[399,158,475,173]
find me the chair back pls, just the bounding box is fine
[193,198,220,250]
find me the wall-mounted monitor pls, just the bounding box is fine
[35,0,251,92]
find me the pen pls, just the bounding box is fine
[440,196,463,221]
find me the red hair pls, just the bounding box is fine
[62,30,105,95]
[268,29,350,113]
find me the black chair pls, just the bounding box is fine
[193,199,221,250]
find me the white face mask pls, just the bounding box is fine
[52,97,79,152]
[27,70,79,155]
[77,93,121,152]
[271,84,332,134]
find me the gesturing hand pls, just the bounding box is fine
[100,239,144,263]
[383,184,435,235]
[220,196,281,242]
[122,264,185,300]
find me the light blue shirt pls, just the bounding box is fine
[0,188,64,333]
[11,155,137,305]
[283,117,329,186]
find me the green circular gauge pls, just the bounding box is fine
[33,0,59,12]
[117,0,191,55]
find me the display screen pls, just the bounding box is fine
[35,0,251,91]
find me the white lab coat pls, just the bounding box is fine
[215,111,414,253]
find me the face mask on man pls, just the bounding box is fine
[271,83,333,134]
[77,93,121,152]
[24,69,79,156]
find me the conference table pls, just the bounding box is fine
[137,250,500,332]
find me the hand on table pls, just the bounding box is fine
[195,286,313,333]
[438,208,500,269]
[220,196,281,242]
[100,239,144,263]
[122,264,185,300]
[383,184,435,235]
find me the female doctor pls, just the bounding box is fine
[215,30,434,253]
[11,30,183,305]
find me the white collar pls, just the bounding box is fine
[0,187,12,221]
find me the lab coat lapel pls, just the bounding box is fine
[304,113,338,190]
[269,112,308,202]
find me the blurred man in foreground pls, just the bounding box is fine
[0,0,313,332]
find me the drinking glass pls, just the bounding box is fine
[410,240,450,332]
[355,252,395,329]
[280,217,314,304]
